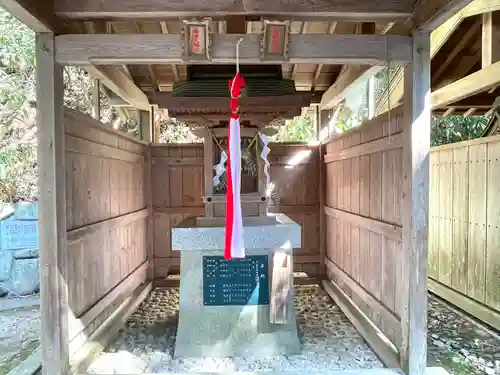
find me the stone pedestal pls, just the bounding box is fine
[171,214,301,358]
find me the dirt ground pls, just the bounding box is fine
[0,305,40,375]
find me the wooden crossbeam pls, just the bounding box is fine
[54,0,413,21]
[85,65,150,111]
[150,92,313,110]
[431,60,500,108]
[54,33,412,66]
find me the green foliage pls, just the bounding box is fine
[0,9,37,202]
[0,8,138,202]
[158,117,202,143]
[272,115,315,142]
[431,115,488,146]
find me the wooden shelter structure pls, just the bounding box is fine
[2,0,495,374]
[375,0,500,117]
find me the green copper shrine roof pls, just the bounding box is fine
[172,78,297,97]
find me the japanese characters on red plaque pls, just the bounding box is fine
[270,27,283,54]
[261,21,289,61]
[189,26,204,55]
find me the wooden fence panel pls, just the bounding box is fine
[63,109,148,356]
[151,143,321,276]
[429,136,500,330]
[324,107,404,353]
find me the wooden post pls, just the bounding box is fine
[139,108,152,142]
[91,78,100,120]
[203,128,215,218]
[482,12,500,68]
[401,32,431,375]
[36,33,69,375]
[318,108,328,276]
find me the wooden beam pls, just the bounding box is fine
[0,0,56,32]
[324,206,403,241]
[150,92,313,110]
[320,65,383,110]
[431,61,500,108]
[413,0,474,32]
[431,18,481,84]
[54,0,413,21]
[401,32,431,374]
[55,33,413,66]
[461,0,500,17]
[84,65,150,111]
[482,11,500,67]
[36,32,69,375]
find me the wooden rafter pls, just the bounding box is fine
[291,21,308,82]
[431,18,481,84]
[311,22,338,90]
[431,60,500,108]
[377,1,486,115]
[133,22,159,91]
[55,33,412,66]
[412,0,474,31]
[54,0,413,22]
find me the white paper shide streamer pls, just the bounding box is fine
[212,150,227,186]
[258,132,271,186]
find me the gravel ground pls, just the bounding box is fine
[87,285,384,373]
[0,306,40,375]
[427,295,500,375]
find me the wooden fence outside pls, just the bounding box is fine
[429,135,500,331]
[151,143,321,277]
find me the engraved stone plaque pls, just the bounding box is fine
[203,255,269,306]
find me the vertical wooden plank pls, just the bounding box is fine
[438,149,453,286]
[359,155,371,292]
[401,31,431,375]
[65,153,74,231]
[146,145,154,280]
[342,157,351,275]
[428,151,440,279]
[350,154,360,284]
[451,146,469,294]
[369,150,383,326]
[319,110,327,276]
[467,143,487,303]
[36,33,69,375]
[486,141,500,311]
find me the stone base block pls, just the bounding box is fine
[174,250,300,358]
